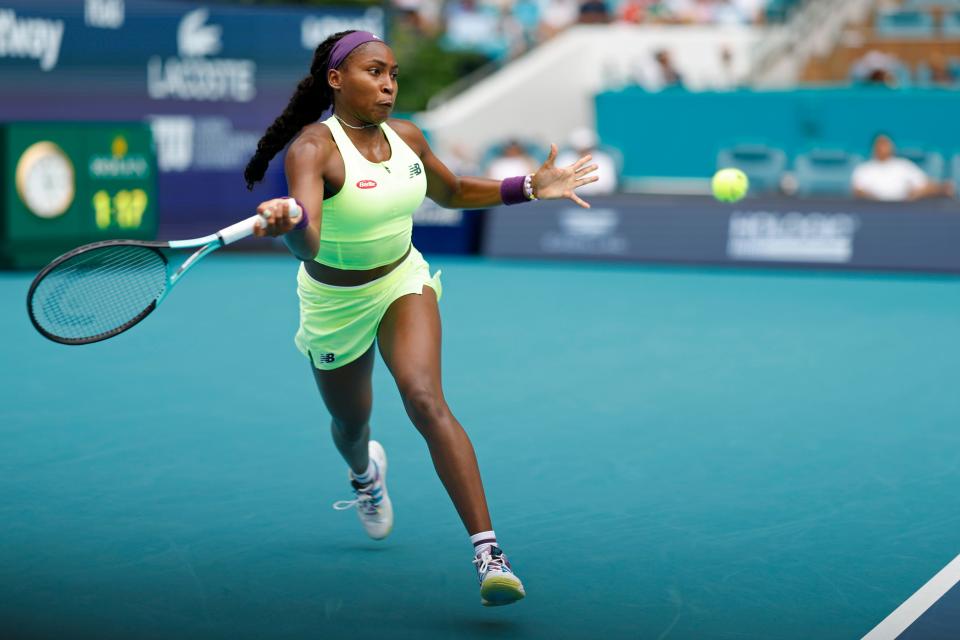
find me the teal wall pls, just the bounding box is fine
[595,88,960,179]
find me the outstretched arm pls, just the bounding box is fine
[393,121,599,210]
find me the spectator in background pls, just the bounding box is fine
[486,139,538,181]
[684,0,717,23]
[928,52,959,87]
[711,0,749,25]
[852,133,955,201]
[666,0,750,23]
[619,0,661,23]
[445,0,501,54]
[540,0,580,39]
[557,127,619,194]
[497,5,528,59]
[579,0,612,24]
[512,0,542,49]
[733,0,766,23]
[651,49,684,88]
[714,46,739,90]
[851,50,902,88]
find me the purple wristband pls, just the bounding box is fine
[291,198,309,230]
[500,175,528,206]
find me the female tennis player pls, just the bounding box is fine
[244,30,598,607]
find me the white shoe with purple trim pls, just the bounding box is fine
[332,440,393,540]
[474,546,525,606]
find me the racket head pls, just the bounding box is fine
[27,240,171,345]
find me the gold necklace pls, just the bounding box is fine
[335,114,377,130]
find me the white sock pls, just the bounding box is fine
[471,530,497,557]
[351,459,377,485]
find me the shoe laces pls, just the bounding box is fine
[473,547,511,578]
[332,469,382,515]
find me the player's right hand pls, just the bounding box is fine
[254,197,301,237]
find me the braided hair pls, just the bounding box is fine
[243,30,355,190]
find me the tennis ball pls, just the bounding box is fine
[712,168,749,203]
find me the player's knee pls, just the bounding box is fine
[400,385,448,428]
[331,414,369,441]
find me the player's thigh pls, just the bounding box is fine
[310,343,375,425]
[377,287,444,401]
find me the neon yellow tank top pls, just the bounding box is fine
[315,116,426,270]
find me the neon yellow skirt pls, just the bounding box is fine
[295,246,442,370]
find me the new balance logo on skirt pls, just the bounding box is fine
[317,353,335,364]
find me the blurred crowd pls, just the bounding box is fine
[393,0,770,62]
[851,50,960,89]
[846,0,960,89]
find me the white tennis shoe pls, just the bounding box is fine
[474,546,525,606]
[332,440,393,540]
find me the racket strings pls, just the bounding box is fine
[30,245,168,341]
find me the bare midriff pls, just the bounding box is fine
[302,244,411,286]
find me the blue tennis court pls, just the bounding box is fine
[1,255,958,639]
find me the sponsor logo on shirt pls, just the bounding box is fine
[408,162,422,178]
[356,179,378,189]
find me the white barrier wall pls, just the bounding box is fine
[416,24,763,161]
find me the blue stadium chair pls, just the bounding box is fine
[893,62,914,88]
[766,0,800,22]
[914,57,960,86]
[915,61,933,85]
[899,148,945,179]
[716,144,787,193]
[794,149,863,197]
[875,10,936,38]
[944,11,960,37]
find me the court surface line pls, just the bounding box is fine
[862,553,960,640]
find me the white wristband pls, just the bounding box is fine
[523,174,537,200]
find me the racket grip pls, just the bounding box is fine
[218,198,304,246]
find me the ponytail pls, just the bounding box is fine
[243,30,356,190]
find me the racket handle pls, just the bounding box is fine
[218,198,304,246]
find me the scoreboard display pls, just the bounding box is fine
[1,122,158,268]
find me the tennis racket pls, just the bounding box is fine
[27,198,302,345]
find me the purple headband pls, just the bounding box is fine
[327,31,382,71]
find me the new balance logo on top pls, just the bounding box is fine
[317,353,335,364]
[409,162,422,178]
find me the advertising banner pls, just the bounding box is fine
[483,195,960,273]
[0,0,385,238]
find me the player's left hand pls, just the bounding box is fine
[532,144,599,209]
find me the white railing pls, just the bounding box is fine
[749,0,878,87]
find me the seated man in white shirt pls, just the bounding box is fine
[852,134,954,201]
